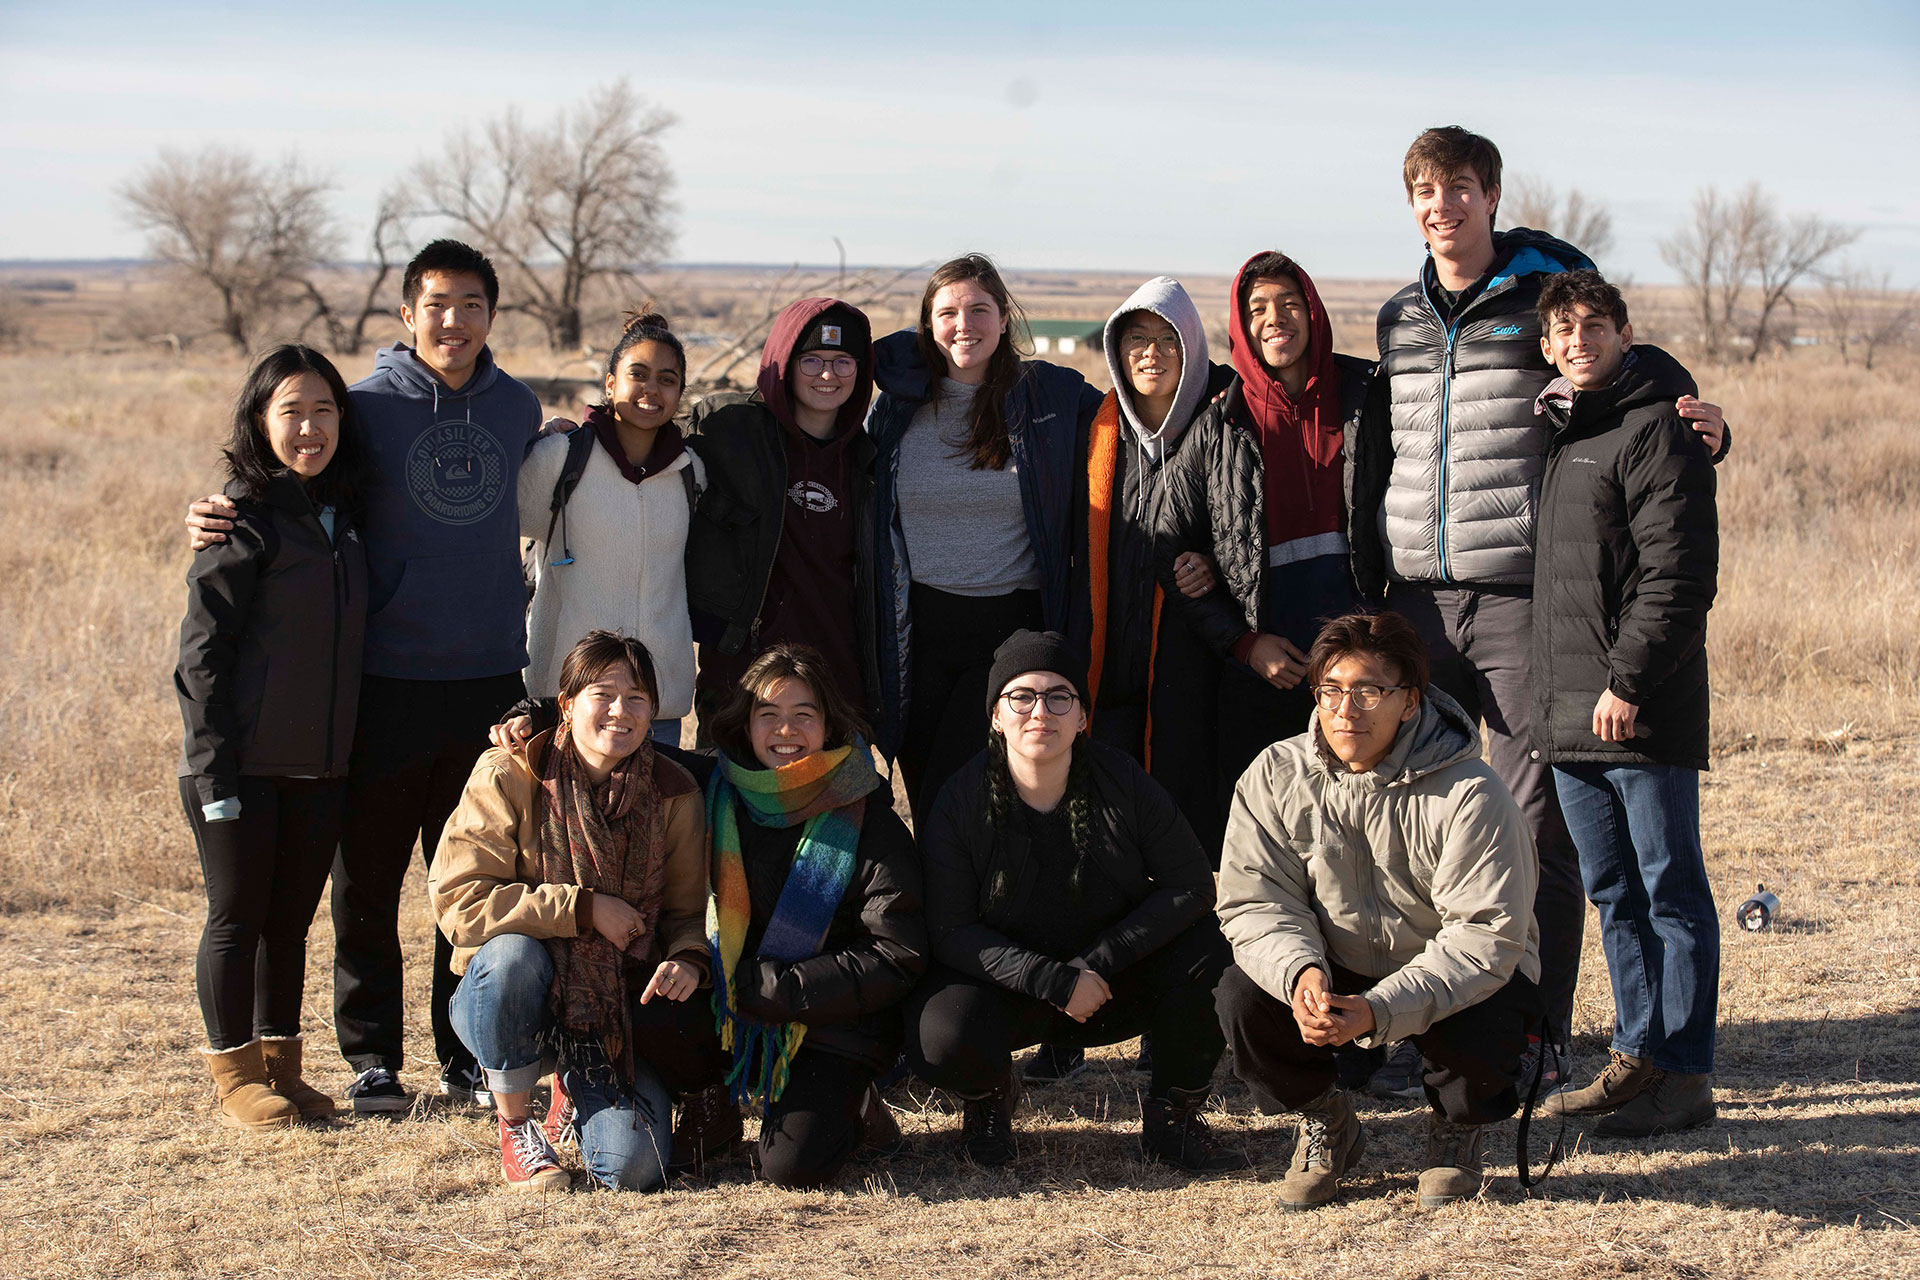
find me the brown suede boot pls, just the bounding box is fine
[1541,1049,1656,1117]
[1417,1115,1486,1208]
[1594,1071,1715,1138]
[260,1036,336,1121]
[1275,1087,1366,1211]
[204,1042,300,1130]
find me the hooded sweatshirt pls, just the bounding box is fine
[351,344,543,681]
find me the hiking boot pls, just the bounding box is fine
[203,1042,300,1131]
[859,1083,906,1158]
[1417,1115,1486,1208]
[1516,1035,1571,1102]
[1367,1040,1425,1102]
[1140,1086,1249,1173]
[1594,1071,1715,1138]
[669,1084,743,1175]
[1276,1087,1366,1211]
[344,1065,410,1115]
[439,1060,492,1109]
[1132,1035,1154,1079]
[542,1071,576,1149]
[259,1035,336,1122]
[1023,1043,1086,1084]
[498,1113,570,1192]
[1541,1049,1654,1118]
[961,1066,1020,1168]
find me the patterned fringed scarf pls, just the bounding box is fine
[705,743,878,1108]
[536,733,668,1090]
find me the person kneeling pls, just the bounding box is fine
[908,630,1246,1173]
[430,632,713,1192]
[698,644,927,1188]
[1214,611,1543,1211]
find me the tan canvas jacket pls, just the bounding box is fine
[428,732,710,977]
[1216,688,1540,1047]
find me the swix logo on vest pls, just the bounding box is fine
[405,421,509,525]
[1491,325,1525,336]
[787,480,839,514]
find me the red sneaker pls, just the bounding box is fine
[543,1072,577,1149]
[499,1113,569,1192]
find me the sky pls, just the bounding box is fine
[3,1,1918,285]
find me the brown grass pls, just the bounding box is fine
[2,295,1918,1277]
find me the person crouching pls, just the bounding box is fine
[1214,611,1543,1210]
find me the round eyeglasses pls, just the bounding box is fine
[1310,683,1409,712]
[797,355,858,378]
[999,688,1079,716]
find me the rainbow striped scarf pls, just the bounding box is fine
[705,743,878,1107]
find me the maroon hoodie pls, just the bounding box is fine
[1227,253,1346,551]
[702,298,874,707]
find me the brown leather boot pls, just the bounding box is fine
[259,1036,336,1121]
[1594,1071,1715,1138]
[1417,1115,1486,1208]
[1275,1087,1366,1211]
[669,1084,743,1175]
[204,1042,300,1130]
[1541,1049,1655,1117]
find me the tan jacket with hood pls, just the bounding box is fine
[428,732,711,978]
[1216,687,1539,1047]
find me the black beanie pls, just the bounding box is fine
[985,630,1089,720]
[797,305,870,363]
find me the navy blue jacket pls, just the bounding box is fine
[864,330,1102,757]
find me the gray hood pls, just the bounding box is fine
[1102,276,1210,460]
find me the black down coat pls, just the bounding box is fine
[1532,344,1718,770]
[732,792,927,1071]
[1152,352,1384,656]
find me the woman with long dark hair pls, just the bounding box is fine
[865,255,1102,822]
[905,631,1245,1173]
[520,312,704,745]
[430,631,711,1191]
[175,344,370,1129]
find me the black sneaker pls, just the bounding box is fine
[961,1079,1018,1167]
[1023,1043,1086,1084]
[346,1066,410,1115]
[1366,1041,1425,1103]
[440,1060,493,1108]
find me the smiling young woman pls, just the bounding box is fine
[175,345,371,1132]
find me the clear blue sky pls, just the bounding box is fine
[4,1,1916,283]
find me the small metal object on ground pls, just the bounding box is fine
[1737,883,1779,932]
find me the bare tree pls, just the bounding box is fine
[412,81,676,350]
[1818,265,1919,369]
[118,148,338,353]
[1504,175,1615,261]
[692,259,926,389]
[300,187,410,356]
[1662,183,1857,361]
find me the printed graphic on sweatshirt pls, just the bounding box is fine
[406,421,510,525]
[787,479,840,514]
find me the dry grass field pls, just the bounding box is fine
[0,272,1916,1279]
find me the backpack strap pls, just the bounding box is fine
[543,425,597,567]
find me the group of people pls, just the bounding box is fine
[173,124,1729,1209]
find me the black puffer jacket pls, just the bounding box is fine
[922,739,1217,1008]
[1153,352,1382,656]
[1532,345,1717,769]
[734,793,926,1070]
[175,473,367,806]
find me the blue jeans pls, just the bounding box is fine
[1552,764,1720,1074]
[449,933,674,1191]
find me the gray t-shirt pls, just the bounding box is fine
[895,378,1039,597]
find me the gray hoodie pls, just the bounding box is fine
[1216,686,1541,1047]
[1101,276,1210,464]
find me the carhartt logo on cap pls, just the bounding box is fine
[820,325,842,345]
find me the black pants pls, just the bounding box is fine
[629,996,880,1189]
[908,920,1231,1098]
[1216,661,1314,821]
[1385,584,1583,1046]
[181,775,344,1050]
[1215,962,1543,1126]
[332,672,524,1074]
[900,583,1042,824]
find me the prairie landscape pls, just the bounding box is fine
[0,267,1916,1280]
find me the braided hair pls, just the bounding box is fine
[981,727,1102,914]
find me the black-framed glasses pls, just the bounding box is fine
[797,354,858,377]
[999,688,1079,716]
[1311,683,1408,712]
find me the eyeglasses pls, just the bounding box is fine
[1121,333,1180,355]
[1311,683,1409,711]
[999,688,1079,716]
[797,355,858,378]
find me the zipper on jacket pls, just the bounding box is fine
[327,539,343,770]
[1421,286,1462,585]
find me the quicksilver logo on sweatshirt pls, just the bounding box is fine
[406,421,510,524]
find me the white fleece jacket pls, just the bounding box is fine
[518,432,704,714]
